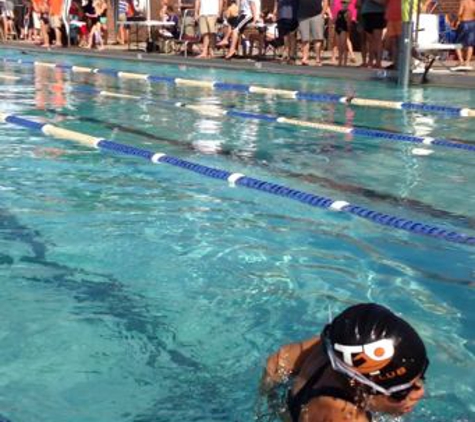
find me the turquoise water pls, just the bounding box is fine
[0,48,474,422]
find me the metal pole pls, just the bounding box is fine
[397,0,415,88]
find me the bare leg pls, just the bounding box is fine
[373,29,383,68]
[315,40,323,64]
[197,33,210,58]
[258,32,265,56]
[117,25,124,44]
[289,31,297,62]
[301,40,310,64]
[365,31,374,66]
[217,26,231,47]
[55,28,62,46]
[282,35,289,60]
[347,37,356,62]
[209,33,216,57]
[41,22,50,46]
[225,29,239,58]
[455,48,465,66]
[331,45,338,63]
[466,46,473,66]
[360,31,368,66]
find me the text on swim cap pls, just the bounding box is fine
[334,339,395,375]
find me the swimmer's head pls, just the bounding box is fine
[322,303,429,397]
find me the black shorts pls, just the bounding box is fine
[362,12,386,33]
[227,16,239,28]
[277,18,298,37]
[40,13,49,24]
[235,14,253,33]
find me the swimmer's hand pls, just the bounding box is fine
[367,381,425,416]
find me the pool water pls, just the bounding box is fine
[0,48,474,422]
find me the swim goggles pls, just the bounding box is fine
[323,335,428,400]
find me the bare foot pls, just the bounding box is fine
[196,53,208,59]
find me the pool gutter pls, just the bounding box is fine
[2,42,475,89]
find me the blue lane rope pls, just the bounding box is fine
[4,60,471,154]
[1,111,474,246]
[30,75,475,155]
[2,57,475,118]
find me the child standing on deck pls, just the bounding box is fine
[334,0,351,65]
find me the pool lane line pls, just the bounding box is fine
[1,111,474,246]
[2,70,474,151]
[44,107,475,230]
[0,73,20,80]
[67,85,475,155]
[3,61,475,154]
[6,67,469,155]
[2,57,475,118]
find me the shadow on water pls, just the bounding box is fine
[0,205,201,383]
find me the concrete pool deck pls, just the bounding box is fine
[2,41,475,89]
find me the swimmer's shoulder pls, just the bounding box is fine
[266,336,321,380]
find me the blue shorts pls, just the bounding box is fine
[457,20,475,47]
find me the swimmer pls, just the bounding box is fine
[260,303,428,422]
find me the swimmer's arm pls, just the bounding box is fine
[262,337,321,388]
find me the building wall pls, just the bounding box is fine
[438,0,460,13]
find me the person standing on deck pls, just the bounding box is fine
[195,0,223,58]
[273,0,299,63]
[455,0,475,67]
[297,0,329,65]
[48,0,64,46]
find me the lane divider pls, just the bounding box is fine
[1,110,474,246]
[2,57,475,118]
[0,73,20,80]
[63,85,475,155]
[2,65,474,154]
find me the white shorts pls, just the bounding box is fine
[33,11,41,30]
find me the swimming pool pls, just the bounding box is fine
[0,48,474,422]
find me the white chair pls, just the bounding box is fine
[413,13,462,80]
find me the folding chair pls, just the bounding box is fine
[174,8,200,57]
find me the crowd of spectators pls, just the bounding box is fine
[0,0,473,69]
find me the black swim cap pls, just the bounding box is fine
[323,303,429,390]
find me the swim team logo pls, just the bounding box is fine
[334,339,395,375]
